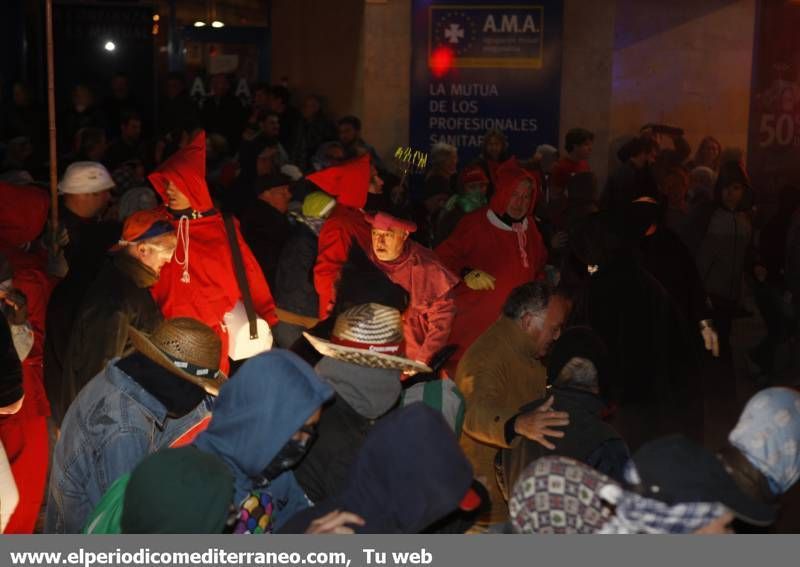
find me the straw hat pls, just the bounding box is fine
[128,318,225,396]
[304,303,431,375]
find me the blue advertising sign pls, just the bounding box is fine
[410,1,563,162]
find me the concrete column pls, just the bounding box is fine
[362,0,412,165]
[559,0,617,184]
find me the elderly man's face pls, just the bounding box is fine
[506,180,533,220]
[533,295,570,359]
[372,228,408,262]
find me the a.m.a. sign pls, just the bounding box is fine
[411,1,563,162]
[429,5,544,69]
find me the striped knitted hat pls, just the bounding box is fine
[304,303,431,374]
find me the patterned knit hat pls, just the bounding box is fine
[509,456,618,534]
[304,303,430,374]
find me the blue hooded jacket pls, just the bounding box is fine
[194,350,333,530]
[279,403,475,533]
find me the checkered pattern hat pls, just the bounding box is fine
[509,456,618,534]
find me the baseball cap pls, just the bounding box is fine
[111,209,174,252]
[629,435,776,526]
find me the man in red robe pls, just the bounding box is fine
[148,131,278,374]
[436,158,548,363]
[0,182,57,533]
[366,212,459,366]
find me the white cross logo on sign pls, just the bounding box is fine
[444,23,464,44]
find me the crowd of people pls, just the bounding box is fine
[0,72,799,535]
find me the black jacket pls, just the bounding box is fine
[274,220,320,318]
[239,199,291,289]
[57,253,162,426]
[293,394,374,504]
[499,387,628,499]
[44,207,120,423]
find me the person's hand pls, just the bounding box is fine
[464,269,496,291]
[754,265,768,283]
[0,288,28,325]
[700,320,720,358]
[550,231,569,250]
[305,510,365,534]
[513,396,569,450]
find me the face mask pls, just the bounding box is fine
[257,425,317,485]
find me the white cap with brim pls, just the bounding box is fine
[58,161,115,195]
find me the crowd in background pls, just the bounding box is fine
[0,71,799,535]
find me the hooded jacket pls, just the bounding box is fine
[147,131,278,373]
[293,356,402,503]
[690,161,754,302]
[435,158,547,361]
[0,184,56,533]
[193,350,333,531]
[309,156,373,318]
[279,403,474,534]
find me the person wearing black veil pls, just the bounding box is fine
[565,210,701,450]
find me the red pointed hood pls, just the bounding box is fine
[306,154,371,209]
[148,130,214,211]
[489,157,537,217]
[0,183,50,248]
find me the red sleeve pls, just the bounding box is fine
[434,214,476,276]
[416,289,456,365]
[313,220,351,319]
[235,222,279,326]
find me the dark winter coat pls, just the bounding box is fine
[274,219,320,319]
[239,199,292,289]
[59,253,163,426]
[293,356,402,504]
[499,387,628,499]
[200,94,246,151]
[44,207,121,423]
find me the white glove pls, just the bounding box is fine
[280,164,304,181]
[700,320,719,358]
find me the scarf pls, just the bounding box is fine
[729,387,800,495]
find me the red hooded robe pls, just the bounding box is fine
[367,238,459,365]
[435,158,547,361]
[0,183,56,533]
[309,155,373,319]
[148,132,278,374]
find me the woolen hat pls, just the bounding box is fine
[304,303,430,374]
[461,166,489,186]
[121,446,234,534]
[254,173,292,196]
[128,318,225,396]
[58,161,115,194]
[629,435,776,526]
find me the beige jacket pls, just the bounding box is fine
[455,316,547,525]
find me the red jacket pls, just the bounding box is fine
[308,156,373,319]
[148,132,278,373]
[550,157,591,191]
[435,159,547,360]
[313,204,372,319]
[0,183,56,418]
[368,242,458,364]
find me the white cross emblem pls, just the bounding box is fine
[444,23,464,44]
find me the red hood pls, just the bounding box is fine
[148,130,214,211]
[0,183,50,248]
[489,157,537,217]
[306,154,371,209]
